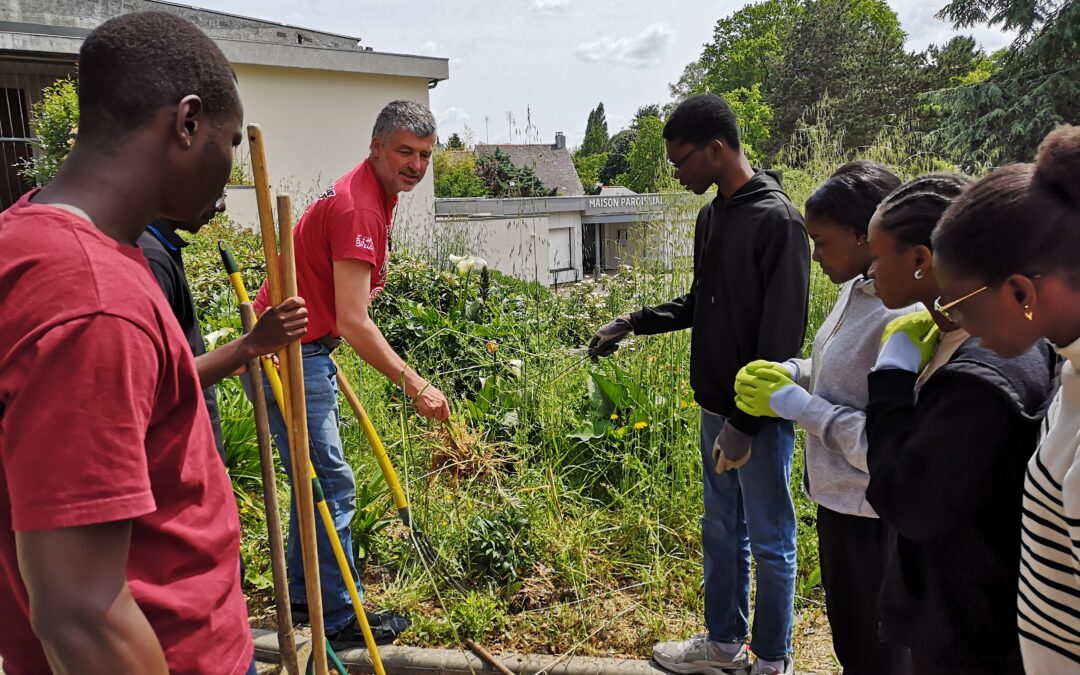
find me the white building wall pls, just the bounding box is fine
[226,63,435,237]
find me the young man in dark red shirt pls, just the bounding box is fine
[0,12,254,675]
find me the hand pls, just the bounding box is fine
[875,310,941,373]
[712,422,753,474]
[247,296,308,357]
[588,316,633,362]
[734,361,811,421]
[411,381,450,421]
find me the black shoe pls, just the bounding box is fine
[290,601,310,625]
[327,611,410,648]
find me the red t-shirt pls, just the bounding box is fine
[254,159,397,341]
[0,194,253,675]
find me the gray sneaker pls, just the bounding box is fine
[652,634,750,675]
[749,656,793,675]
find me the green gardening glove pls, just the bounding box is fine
[734,361,811,420]
[875,310,941,374]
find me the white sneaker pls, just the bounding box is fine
[653,634,751,675]
[749,656,793,675]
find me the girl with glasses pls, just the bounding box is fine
[932,125,1080,672]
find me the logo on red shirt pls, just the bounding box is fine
[355,234,374,251]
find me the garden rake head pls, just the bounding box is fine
[331,359,469,594]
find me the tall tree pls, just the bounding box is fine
[768,0,920,153]
[579,102,610,157]
[931,0,1079,169]
[617,116,674,194]
[445,132,465,150]
[600,129,635,185]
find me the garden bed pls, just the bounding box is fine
[187,222,841,675]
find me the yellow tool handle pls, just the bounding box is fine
[333,365,409,513]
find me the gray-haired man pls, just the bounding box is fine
[253,100,448,647]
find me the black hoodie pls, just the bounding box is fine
[630,170,810,435]
[866,336,1058,672]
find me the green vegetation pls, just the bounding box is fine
[17,76,78,187]
[187,158,843,663]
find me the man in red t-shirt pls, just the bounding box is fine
[252,100,448,645]
[0,13,254,675]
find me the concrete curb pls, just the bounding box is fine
[253,629,823,675]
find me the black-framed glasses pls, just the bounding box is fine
[668,143,707,170]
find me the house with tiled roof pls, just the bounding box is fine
[475,133,584,196]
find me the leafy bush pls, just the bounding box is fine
[463,507,535,592]
[433,150,488,198]
[18,77,78,187]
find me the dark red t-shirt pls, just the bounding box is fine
[254,159,398,341]
[0,194,253,675]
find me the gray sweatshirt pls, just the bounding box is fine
[785,278,916,517]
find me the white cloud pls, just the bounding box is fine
[419,40,439,56]
[576,22,675,68]
[438,106,471,126]
[530,0,570,12]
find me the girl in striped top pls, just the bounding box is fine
[933,125,1080,671]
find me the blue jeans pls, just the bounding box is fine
[700,409,796,662]
[262,342,361,633]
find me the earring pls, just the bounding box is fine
[914,269,925,280]
[1024,305,1033,321]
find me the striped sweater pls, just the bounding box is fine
[1019,337,1080,670]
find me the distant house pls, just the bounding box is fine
[0,0,448,234]
[475,133,584,196]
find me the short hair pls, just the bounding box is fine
[874,172,971,250]
[78,12,240,139]
[372,100,436,141]
[805,160,901,236]
[663,94,741,149]
[934,125,1080,286]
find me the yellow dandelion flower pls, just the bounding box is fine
[633,421,648,430]
[485,341,499,354]
[610,414,619,421]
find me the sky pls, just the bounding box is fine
[183,0,1016,148]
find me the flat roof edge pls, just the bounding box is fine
[0,31,448,81]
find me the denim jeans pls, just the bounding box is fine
[262,342,361,633]
[700,409,797,662]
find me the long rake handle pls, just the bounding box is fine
[331,360,410,515]
[278,193,330,675]
[241,303,301,675]
[221,241,386,675]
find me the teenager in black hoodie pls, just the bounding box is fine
[864,174,1057,674]
[589,94,809,675]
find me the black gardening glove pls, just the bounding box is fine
[588,317,633,362]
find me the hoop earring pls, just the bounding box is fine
[914,269,925,280]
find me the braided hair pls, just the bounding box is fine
[874,172,971,249]
[934,126,1080,286]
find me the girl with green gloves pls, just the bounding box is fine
[931,126,1080,673]
[848,174,1053,674]
[732,161,913,674]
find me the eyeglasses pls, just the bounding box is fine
[668,143,707,170]
[933,285,988,323]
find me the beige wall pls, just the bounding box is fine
[227,63,434,239]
